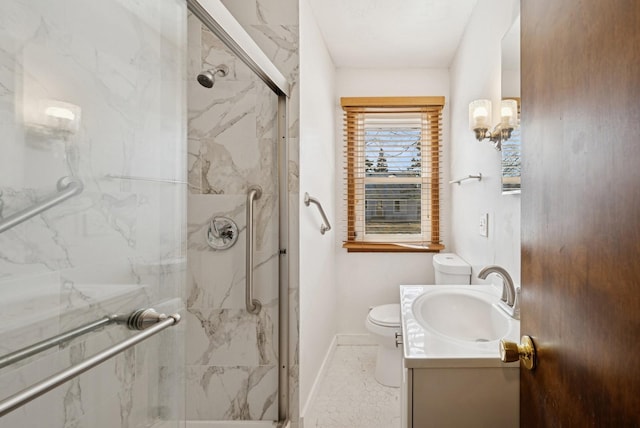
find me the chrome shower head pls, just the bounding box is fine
[197,65,229,88]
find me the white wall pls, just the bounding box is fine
[449,0,521,284]
[299,0,338,412]
[299,0,521,412]
[334,68,451,335]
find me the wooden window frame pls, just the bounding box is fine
[341,96,445,253]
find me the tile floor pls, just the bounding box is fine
[303,345,401,428]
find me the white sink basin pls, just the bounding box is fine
[400,285,520,368]
[411,287,510,343]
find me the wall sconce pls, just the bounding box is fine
[469,99,518,151]
[26,99,82,137]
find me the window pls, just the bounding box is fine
[341,97,444,252]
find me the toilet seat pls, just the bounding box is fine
[368,303,400,327]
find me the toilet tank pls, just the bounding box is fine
[433,253,471,284]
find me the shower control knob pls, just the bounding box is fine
[206,216,239,250]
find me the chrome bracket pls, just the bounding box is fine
[395,332,403,348]
[109,308,179,331]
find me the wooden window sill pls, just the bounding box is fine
[342,242,444,253]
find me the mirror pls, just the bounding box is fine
[501,16,521,194]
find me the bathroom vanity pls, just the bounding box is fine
[400,285,520,428]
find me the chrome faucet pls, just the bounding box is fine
[478,265,519,319]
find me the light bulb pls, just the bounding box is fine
[469,99,492,131]
[500,99,518,128]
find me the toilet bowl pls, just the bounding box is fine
[365,303,401,387]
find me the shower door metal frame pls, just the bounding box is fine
[186,0,291,425]
[187,0,290,97]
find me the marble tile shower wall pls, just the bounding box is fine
[0,1,186,427]
[186,0,299,422]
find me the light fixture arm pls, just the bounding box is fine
[475,124,512,151]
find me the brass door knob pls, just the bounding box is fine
[500,335,536,370]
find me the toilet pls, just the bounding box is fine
[433,253,472,284]
[365,253,471,388]
[365,303,402,387]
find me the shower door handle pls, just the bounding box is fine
[246,185,263,314]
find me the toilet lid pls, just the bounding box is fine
[368,304,401,327]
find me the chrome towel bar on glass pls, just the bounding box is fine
[0,308,172,370]
[0,310,180,417]
[449,173,482,186]
[304,192,331,235]
[0,176,84,234]
[246,185,262,314]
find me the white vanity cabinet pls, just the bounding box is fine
[399,285,520,428]
[402,366,519,427]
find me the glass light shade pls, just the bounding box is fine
[27,99,82,134]
[500,99,518,129]
[469,99,492,131]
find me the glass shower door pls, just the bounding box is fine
[185,11,281,422]
[0,1,187,427]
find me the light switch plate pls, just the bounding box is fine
[479,213,488,237]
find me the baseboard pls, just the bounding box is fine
[336,333,375,346]
[300,335,338,427]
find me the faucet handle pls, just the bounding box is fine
[212,217,234,240]
[206,216,239,250]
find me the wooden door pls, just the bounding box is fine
[521,1,640,426]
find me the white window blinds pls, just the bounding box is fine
[341,97,444,252]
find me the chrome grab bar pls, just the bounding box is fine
[0,308,171,370]
[0,176,84,234]
[303,192,331,235]
[246,185,262,314]
[0,310,180,417]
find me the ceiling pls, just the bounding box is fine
[307,0,479,69]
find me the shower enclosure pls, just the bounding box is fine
[0,0,294,427]
[184,0,291,425]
